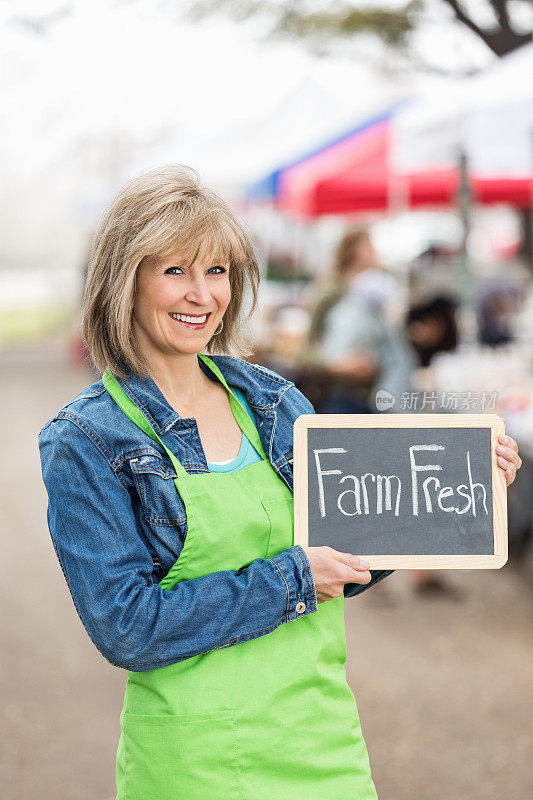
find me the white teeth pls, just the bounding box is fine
[170,313,207,324]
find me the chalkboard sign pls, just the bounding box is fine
[293,414,507,569]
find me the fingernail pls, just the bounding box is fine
[359,560,369,568]
[500,435,509,443]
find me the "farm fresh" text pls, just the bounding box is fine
[313,445,489,519]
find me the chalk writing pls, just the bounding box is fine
[313,445,488,520]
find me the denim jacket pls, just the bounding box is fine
[38,354,393,672]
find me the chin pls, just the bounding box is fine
[169,340,210,356]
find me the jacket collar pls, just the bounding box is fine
[115,354,292,434]
[205,354,292,411]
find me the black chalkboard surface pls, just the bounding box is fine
[293,414,507,569]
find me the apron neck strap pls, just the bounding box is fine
[103,355,269,476]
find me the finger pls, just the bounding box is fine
[334,551,370,571]
[499,434,518,453]
[496,445,521,465]
[498,454,522,473]
[505,466,515,487]
[341,570,372,584]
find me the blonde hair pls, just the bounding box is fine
[82,164,260,379]
[332,228,370,279]
[305,227,370,350]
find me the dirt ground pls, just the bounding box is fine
[1,344,532,800]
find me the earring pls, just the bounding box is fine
[213,318,224,336]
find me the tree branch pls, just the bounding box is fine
[488,0,513,33]
[440,0,488,40]
[184,0,532,60]
[440,0,532,55]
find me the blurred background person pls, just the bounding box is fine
[478,283,521,347]
[302,227,417,414]
[406,295,458,368]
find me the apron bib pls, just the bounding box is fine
[103,355,377,800]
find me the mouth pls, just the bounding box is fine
[168,311,212,331]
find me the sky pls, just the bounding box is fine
[1,0,498,183]
[0,0,515,289]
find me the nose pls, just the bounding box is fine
[184,273,211,306]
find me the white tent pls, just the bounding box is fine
[392,42,533,178]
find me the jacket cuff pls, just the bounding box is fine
[271,545,318,621]
[344,569,395,598]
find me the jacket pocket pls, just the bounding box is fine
[121,710,241,800]
[128,453,184,527]
[261,497,294,559]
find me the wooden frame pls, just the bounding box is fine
[293,414,508,569]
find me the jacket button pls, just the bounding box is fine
[295,601,306,614]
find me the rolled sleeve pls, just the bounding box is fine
[270,544,318,621]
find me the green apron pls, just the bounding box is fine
[103,354,377,800]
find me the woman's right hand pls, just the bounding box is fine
[301,546,372,603]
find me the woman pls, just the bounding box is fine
[304,228,417,413]
[38,165,521,800]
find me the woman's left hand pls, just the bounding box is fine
[496,432,522,487]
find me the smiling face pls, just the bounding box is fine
[132,249,232,362]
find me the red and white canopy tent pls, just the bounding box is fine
[276,113,533,219]
[273,43,533,219]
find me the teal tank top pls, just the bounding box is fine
[207,386,262,473]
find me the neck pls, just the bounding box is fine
[145,351,212,411]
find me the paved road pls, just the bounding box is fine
[1,347,532,800]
